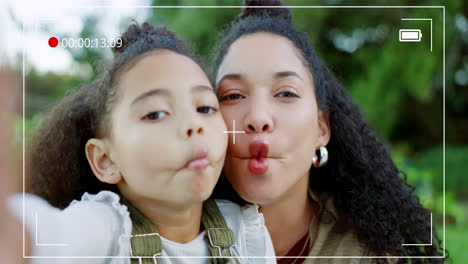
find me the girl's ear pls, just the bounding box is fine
[85,138,122,184]
[317,110,331,148]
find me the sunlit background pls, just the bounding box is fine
[1,0,467,262]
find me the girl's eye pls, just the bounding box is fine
[197,106,217,114]
[275,91,299,98]
[142,111,168,121]
[219,94,245,101]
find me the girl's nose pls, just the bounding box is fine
[187,126,204,137]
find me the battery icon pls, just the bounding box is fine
[399,29,423,42]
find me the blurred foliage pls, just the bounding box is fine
[393,145,468,226]
[25,69,84,118]
[19,0,467,256]
[62,16,108,80]
[149,0,241,63]
[444,224,468,263]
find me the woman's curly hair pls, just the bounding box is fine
[210,0,445,263]
[26,22,201,209]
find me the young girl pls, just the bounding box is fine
[8,22,274,264]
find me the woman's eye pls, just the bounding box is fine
[219,94,245,101]
[142,111,168,121]
[197,106,217,114]
[275,91,299,98]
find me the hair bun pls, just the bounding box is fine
[112,22,181,56]
[239,0,292,23]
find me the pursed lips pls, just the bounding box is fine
[184,147,210,171]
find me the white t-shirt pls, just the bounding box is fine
[8,191,275,264]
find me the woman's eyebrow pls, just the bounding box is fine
[218,71,302,86]
[131,88,170,106]
[216,73,243,87]
[274,71,303,80]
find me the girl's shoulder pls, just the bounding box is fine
[70,190,130,222]
[66,190,131,236]
[214,199,265,231]
[8,190,128,226]
[68,190,133,257]
[214,199,275,262]
[8,191,131,263]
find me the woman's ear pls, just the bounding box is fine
[85,138,122,184]
[317,110,331,148]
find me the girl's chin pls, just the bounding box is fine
[188,181,217,202]
[169,190,214,209]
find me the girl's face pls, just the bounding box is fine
[88,49,227,208]
[216,33,330,205]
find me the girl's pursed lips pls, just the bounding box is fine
[185,147,210,170]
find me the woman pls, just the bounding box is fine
[211,0,444,263]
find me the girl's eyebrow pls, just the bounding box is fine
[131,88,169,106]
[131,85,214,106]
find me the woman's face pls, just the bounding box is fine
[89,49,227,209]
[216,33,330,205]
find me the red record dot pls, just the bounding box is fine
[48,37,58,48]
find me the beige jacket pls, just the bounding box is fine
[303,190,377,264]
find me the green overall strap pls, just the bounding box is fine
[121,196,239,264]
[202,199,239,264]
[120,196,162,264]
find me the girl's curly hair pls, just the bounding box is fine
[26,22,201,209]
[210,0,445,263]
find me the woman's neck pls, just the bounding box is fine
[259,173,314,256]
[124,191,204,244]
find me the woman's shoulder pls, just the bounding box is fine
[306,192,373,263]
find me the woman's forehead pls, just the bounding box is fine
[217,33,311,84]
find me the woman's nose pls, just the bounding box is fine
[246,120,271,133]
[243,103,274,134]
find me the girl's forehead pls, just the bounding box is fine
[117,50,210,98]
[126,49,203,78]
